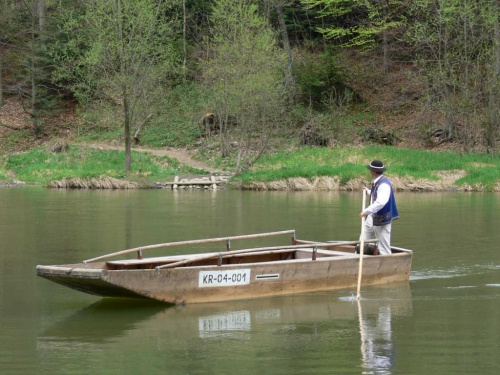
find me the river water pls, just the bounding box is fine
[0,188,498,374]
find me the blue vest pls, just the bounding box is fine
[371,177,399,226]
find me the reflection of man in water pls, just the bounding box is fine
[360,305,394,375]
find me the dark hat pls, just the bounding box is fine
[367,160,387,172]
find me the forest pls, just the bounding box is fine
[1,0,500,174]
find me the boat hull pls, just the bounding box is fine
[37,249,412,304]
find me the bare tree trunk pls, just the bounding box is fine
[437,1,455,142]
[31,2,41,136]
[31,54,39,133]
[38,0,45,32]
[487,0,500,154]
[117,0,131,171]
[235,122,250,175]
[220,111,230,157]
[182,0,187,71]
[218,79,230,158]
[462,10,469,153]
[235,148,243,175]
[382,30,390,73]
[0,1,5,107]
[276,5,295,102]
[124,94,131,171]
[133,113,153,144]
[0,52,4,107]
[443,83,455,139]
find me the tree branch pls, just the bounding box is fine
[0,120,29,131]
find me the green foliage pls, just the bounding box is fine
[49,1,99,104]
[294,47,354,109]
[0,0,67,135]
[302,0,407,48]
[62,83,207,148]
[5,145,206,185]
[406,0,499,150]
[50,0,184,170]
[203,0,288,166]
[142,83,207,147]
[2,0,499,167]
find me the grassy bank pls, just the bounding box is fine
[2,144,500,191]
[238,146,500,192]
[4,144,207,187]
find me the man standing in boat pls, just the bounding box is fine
[360,160,399,255]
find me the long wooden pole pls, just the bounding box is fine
[84,230,296,263]
[356,190,367,299]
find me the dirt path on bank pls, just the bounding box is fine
[81,142,223,174]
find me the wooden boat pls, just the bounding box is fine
[36,230,413,304]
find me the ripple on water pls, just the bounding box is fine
[410,264,499,281]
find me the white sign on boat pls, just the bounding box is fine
[198,269,251,287]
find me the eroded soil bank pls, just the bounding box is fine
[3,169,499,191]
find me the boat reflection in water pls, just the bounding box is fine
[198,309,252,338]
[38,283,412,372]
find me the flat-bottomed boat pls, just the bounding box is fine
[36,230,413,304]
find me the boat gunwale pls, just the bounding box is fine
[104,246,413,270]
[36,265,103,278]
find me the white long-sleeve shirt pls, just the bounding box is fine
[363,175,391,216]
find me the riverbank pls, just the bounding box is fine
[1,143,499,191]
[240,172,497,192]
[237,145,500,192]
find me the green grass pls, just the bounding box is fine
[139,118,202,148]
[6,145,207,185]
[238,145,500,190]
[0,129,31,153]
[75,127,123,143]
[74,116,202,148]
[0,165,8,181]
